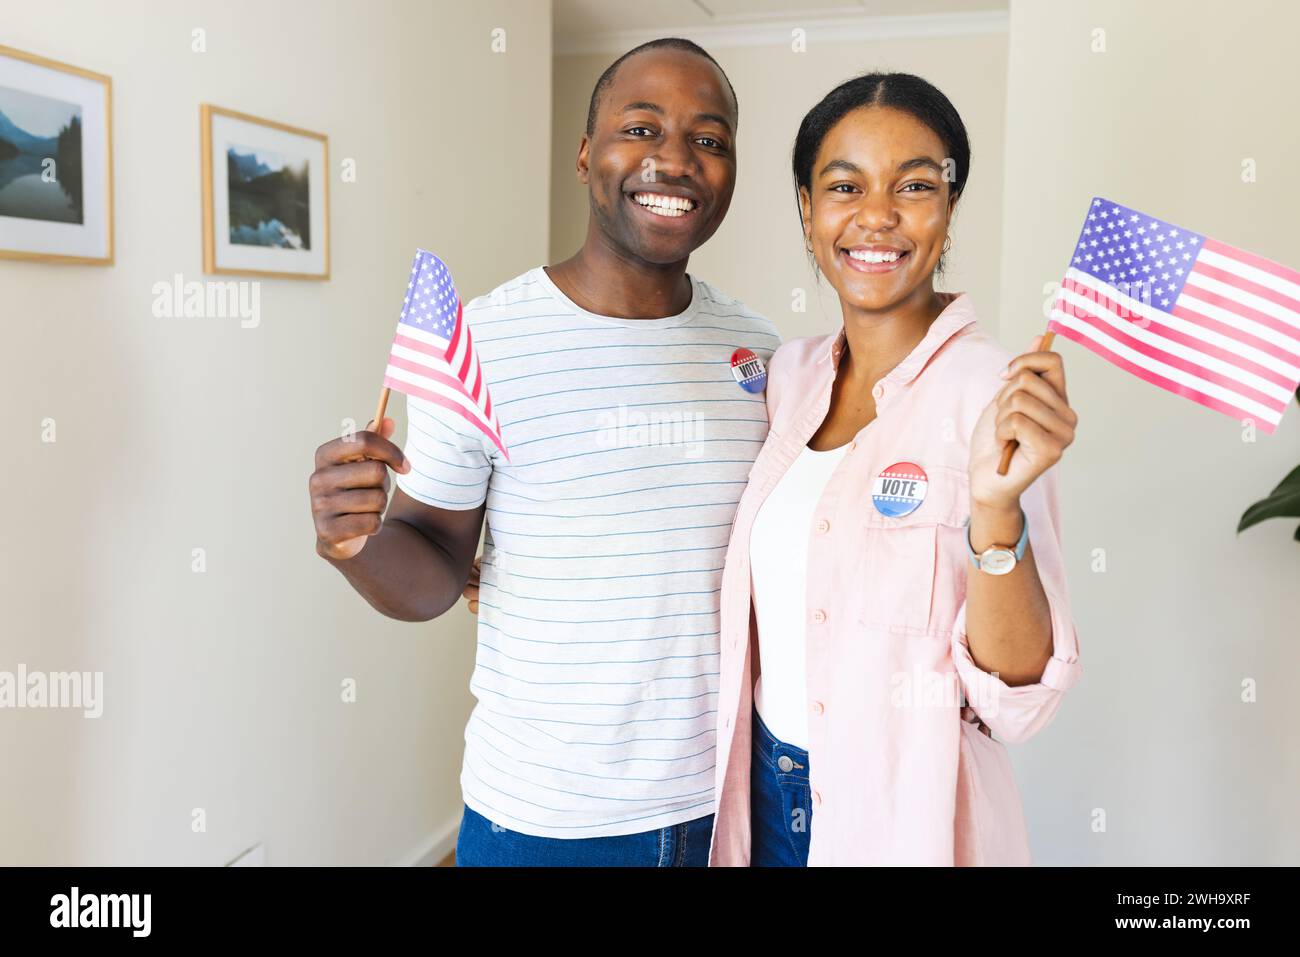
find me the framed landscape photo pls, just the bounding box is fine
[200,104,329,280]
[0,45,113,265]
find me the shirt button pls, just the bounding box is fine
[849,440,857,451]
[816,519,830,534]
[811,701,825,715]
[777,755,794,772]
[811,609,827,625]
[724,715,732,728]
[813,790,823,807]
[872,384,885,400]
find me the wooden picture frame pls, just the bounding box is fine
[200,104,329,280]
[0,44,113,265]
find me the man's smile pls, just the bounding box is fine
[627,189,701,221]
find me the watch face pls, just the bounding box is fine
[980,548,1017,575]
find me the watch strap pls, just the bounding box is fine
[964,507,1029,570]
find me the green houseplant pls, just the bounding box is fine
[1238,387,1300,541]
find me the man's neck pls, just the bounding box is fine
[546,226,693,320]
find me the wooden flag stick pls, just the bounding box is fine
[372,386,391,431]
[995,330,1056,476]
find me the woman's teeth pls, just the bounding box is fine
[847,249,904,263]
[632,192,697,217]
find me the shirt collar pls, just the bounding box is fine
[816,291,979,389]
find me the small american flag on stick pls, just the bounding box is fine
[376,249,508,459]
[1050,197,1300,434]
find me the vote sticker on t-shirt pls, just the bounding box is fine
[871,462,929,518]
[730,348,767,393]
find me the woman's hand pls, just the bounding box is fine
[968,335,1078,511]
[462,555,482,614]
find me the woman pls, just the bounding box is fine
[708,73,1083,866]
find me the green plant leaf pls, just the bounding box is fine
[1238,463,1300,533]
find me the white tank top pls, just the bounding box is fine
[749,442,849,749]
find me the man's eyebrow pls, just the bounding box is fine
[817,156,944,177]
[695,112,734,133]
[617,103,734,133]
[618,101,664,115]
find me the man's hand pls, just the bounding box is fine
[310,417,411,561]
[463,556,482,614]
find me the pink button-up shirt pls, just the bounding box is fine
[708,292,1083,866]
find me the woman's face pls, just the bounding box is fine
[800,106,958,313]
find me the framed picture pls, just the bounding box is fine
[200,104,329,280]
[0,45,112,265]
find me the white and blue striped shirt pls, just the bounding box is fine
[395,265,779,838]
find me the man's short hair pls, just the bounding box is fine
[585,37,738,138]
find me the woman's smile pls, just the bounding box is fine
[840,244,911,273]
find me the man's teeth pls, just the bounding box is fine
[632,192,696,217]
[847,249,904,263]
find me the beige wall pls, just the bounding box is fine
[551,27,1009,340]
[999,0,1299,864]
[550,1,1300,866]
[1,0,551,864]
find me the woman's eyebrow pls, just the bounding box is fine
[897,156,944,174]
[817,156,944,177]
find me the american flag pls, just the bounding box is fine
[1050,197,1300,433]
[382,250,508,458]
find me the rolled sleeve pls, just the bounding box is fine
[393,393,494,510]
[950,463,1082,744]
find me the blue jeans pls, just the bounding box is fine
[455,804,715,867]
[750,706,812,867]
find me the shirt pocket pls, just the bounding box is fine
[858,465,969,637]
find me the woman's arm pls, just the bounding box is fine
[964,335,1078,686]
[964,503,1053,685]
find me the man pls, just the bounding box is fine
[308,39,778,866]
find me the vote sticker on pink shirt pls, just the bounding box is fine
[871,462,928,518]
[730,348,767,393]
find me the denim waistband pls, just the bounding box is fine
[751,706,810,777]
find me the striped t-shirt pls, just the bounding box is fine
[394,264,779,838]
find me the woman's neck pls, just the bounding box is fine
[836,286,949,388]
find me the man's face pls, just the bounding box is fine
[579,48,737,266]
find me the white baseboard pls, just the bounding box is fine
[396,810,461,867]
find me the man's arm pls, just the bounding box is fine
[309,418,486,622]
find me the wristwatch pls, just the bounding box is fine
[963,507,1028,575]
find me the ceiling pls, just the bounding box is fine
[554,0,1009,41]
